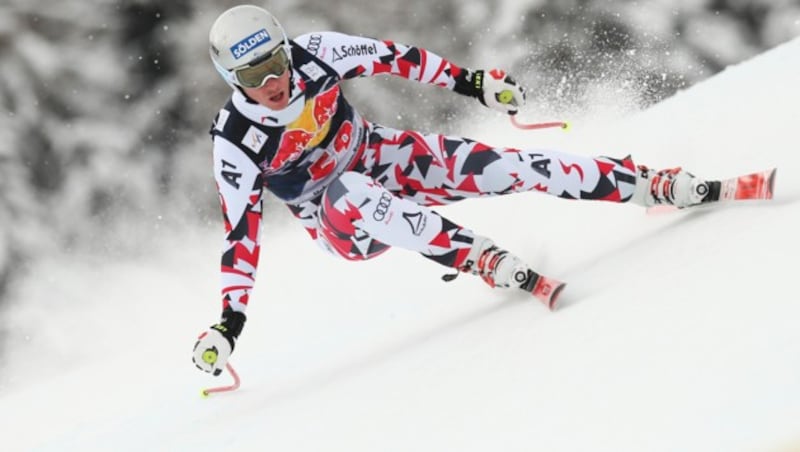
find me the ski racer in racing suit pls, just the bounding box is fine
[193,5,715,376]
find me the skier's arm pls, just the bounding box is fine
[295,31,525,114]
[193,136,262,376]
[212,137,264,315]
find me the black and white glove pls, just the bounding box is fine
[455,68,526,115]
[192,308,246,376]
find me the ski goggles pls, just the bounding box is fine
[233,45,291,88]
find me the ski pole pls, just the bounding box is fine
[201,362,241,397]
[510,115,570,131]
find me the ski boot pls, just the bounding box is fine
[444,236,565,309]
[631,166,720,209]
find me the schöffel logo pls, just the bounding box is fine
[231,29,272,59]
[332,43,378,62]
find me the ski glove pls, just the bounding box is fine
[455,68,526,115]
[192,308,246,376]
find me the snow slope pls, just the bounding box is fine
[2,37,800,452]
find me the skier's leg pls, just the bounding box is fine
[356,125,712,208]
[316,171,469,265]
[355,125,637,204]
[286,197,391,261]
[316,171,535,290]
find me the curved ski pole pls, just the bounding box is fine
[201,362,241,397]
[510,115,570,131]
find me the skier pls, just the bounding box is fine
[193,5,716,376]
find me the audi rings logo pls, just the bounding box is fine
[307,34,323,56]
[373,193,393,221]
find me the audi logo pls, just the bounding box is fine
[372,192,393,221]
[307,34,323,56]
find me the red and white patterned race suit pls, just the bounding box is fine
[210,32,637,312]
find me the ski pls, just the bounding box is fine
[647,168,776,214]
[716,168,776,202]
[519,270,566,310]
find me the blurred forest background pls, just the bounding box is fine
[0,0,797,331]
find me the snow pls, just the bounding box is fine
[2,35,800,452]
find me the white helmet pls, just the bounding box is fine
[209,5,291,88]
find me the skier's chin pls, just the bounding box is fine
[263,91,288,110]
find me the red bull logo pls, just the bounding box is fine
[308,120,354,181]
[271,86,340,170]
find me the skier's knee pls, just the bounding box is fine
[323,171,374,206]
[339,171,376,197]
